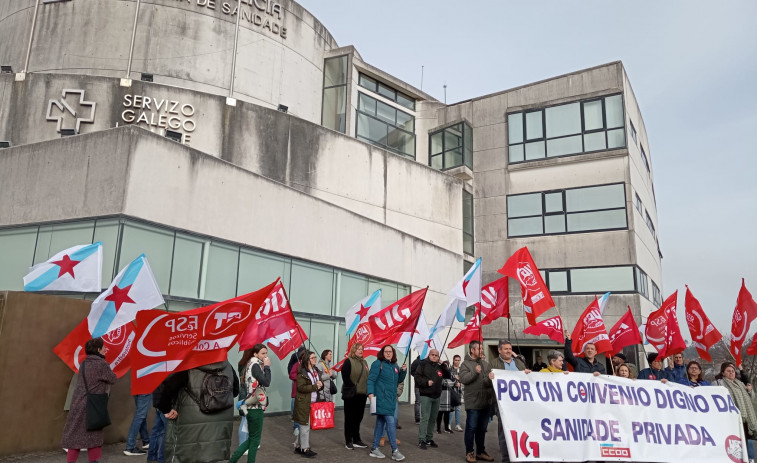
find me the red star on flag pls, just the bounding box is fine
[356,304,371,319]
[105,285,135,311]
[51,254,81,278]
[424,338,434,348]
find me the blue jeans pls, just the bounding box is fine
[126,394,151,450]
[748,438,755,459]
[291,397,300,430]
[146,410,166,463]
[372,414,398,452]
[454,405,462,426]
[465,408,489,454]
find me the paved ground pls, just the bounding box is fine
[0,404,504,462]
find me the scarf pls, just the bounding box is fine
[541,365,564,373]
[721,377,757,437]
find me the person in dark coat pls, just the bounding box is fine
[638,353,670,382]
[341,342,370,450]
[61,337,117,463]
[414,349,443,448]
[563,334,607,375]
[436,360,455,434]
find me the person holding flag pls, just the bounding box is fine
[563,332,606,376]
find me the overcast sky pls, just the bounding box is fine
[301,1,757,338]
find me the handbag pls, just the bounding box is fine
[450,387,461,407]
[81,362,111,431]
[341,384,356,400]
[310,400,335,430]
[329,380,337,396]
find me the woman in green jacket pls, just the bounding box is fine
[367,345,407,461]
[293,350,323,458]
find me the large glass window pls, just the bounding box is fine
[119,222,174,292]
[651,281,662,307]
[636,268,649,299]
[0,227,38,290]
[542,266,637,294]
[463,190,474,255]
[644,210,656,237]
[640,146,650,172]
[634,193,643,214]
[507,183,627,237]
[356,92,415,158]
[508,94,626,163]
[429,122,473,170]
[289,261,334,316]
[321,55,348,133]
[358,73,415,111]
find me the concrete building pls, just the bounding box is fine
[0,0,662,415]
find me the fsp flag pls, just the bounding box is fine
[608,307,642,356]
[685,286,722,362]
[53,318,134,378]
[345,289,382,337]
[238,280,308,359]
[131,281,277,394]
[23,242,103,292]
[646,292,686,359]
[570,298,612,356]
[730,280,757,366]
[498,247,555,325]
[88,254,165,338]
[524,316,565,344]
[478,277,510,325]
[493,370,748,462]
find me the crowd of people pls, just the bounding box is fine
[60,337,756,463]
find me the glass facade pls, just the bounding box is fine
[644,210,656,237]
[507,183,627,237]
[463,190,474,255]
[358,74,415,111]
[356,92,415,158]
[0,216,412,413]
[429,122,473,171]
[540,265,650,296]
[321,55,348,133]
[651,281,662,307]
[507,94,626,163]
[640,146,650,172]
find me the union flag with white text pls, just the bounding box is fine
[448,307,483,349]
[570,297,612,356]
[476,277,510,325]
[608,307,642,356]
[524,316,565,344]
[498,247,554,325]
[684,286,722,362]
[730,280,757,365]
[645,291,686,359]
[54,318,134,378]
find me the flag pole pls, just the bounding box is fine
[439,323,456,358]
[403,286,429,365]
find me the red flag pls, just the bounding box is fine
[238,281,308,359]
[730,280,757,365]
[684,286,722,362]
[570,298,612,356]
[497,247,555,325]
[608,307,642,356]
[130,281,277,394]
[334,288,427,370]
[524,316,565,343]
[448,307,483,349]
[53,318,135,378]
[477,277,509,325]
[645,291,686,359]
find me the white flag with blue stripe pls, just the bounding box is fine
[87,254,165,338]
[23,242,103,292]
[436,257,482,329]
[345,289,382,337]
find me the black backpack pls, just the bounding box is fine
[187,368,234,414]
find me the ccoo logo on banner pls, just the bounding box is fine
[493,370,748,462]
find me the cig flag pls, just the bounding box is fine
[645,292,686,359]
[498,247,555,325]
[608,307,642,356]
[730,280,757,365]
[345,289,382,337]
[87,254,165,337]
[23,242,103,292]
[684,286,722,362]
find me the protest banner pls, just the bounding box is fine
[493,370,747,462]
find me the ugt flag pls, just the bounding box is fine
[524,316,565,344]
[53,319,134,378]
[23,242,103,292]
[131,281,278,394]
[730,279,757,365]
[88,254,165,337]
[645,291,686,359]
[608,307,642,356]
[498,247,555,325]
[684,286,722,362]
[345,289,382,338]
[238,279,308,359]
[570,297,612,356]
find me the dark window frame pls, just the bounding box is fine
[321,55,349,134]
[651,281,662,307]
[540,264,642,296]
[357,72,415,111]
[356,91,416,159]
[644,209,655,237]
[629,120,637,144]
[635,267,649,299]
[634,193,643,214]
[428,122,473,171]
[462,190,474,256]
[640,146,650,172]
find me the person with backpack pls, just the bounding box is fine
[158,360,239,463]
[229,344,271,463]
[293,350,324,458]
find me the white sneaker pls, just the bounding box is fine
[391,449,406,461]
[455,425,463,432]
[370,447,386,459]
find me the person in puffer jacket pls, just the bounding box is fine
[367,345,407,461]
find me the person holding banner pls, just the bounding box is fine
[341,343,370,450]
[367,345,407,461]
[539,350,569,374]
[459,341,495,463]
[638,353,670,382]
[616,363,636,379]
[61,338,117,463]
[229,343,271,463]
[490,340,528,463]
[714,362,757,461]
[666,353,687,383]
[563,334,606,375]
[676,361,709,387]
[293,350,324,458]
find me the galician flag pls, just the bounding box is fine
[88,254,165,337]
[23,242,103,292]
[436,258,482,330]
[345,289,382,337]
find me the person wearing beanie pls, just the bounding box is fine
[638,353,670,382]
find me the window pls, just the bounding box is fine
[644,210,655,236]
[358,73,415,110]
[640,146,650,172]
[636,268,649,299]
[356,92,415,158]
[429,122,473,170]
[508,94,625,163]
[651,281,662,307]
[507,183,627,237]
[542,266,636,294]
[629,120,637,144]
[634,193,643,214]
[321,55,348,133]
[463,190,474,255]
